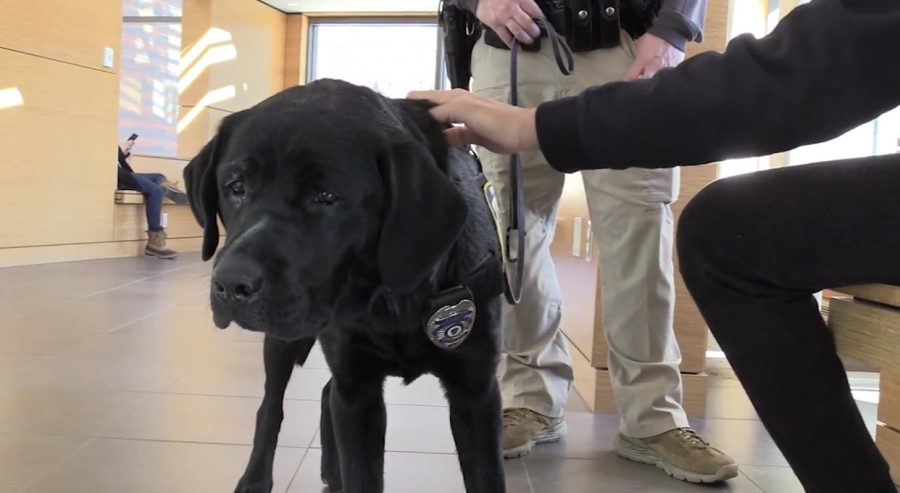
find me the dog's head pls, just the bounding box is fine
[184,79,468,341]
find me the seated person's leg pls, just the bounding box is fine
[133,172,188,205]
[131,174,177,259]
[134,172,167,184]
[132,174,164,232]
[677,154,900,493]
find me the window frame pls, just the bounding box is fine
[303,14,448,92]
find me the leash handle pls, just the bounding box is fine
[503,19,573,306]
[541,18,574,76]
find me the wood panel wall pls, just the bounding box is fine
[284,15,306,87]
[0,0,288,267]
[0,0,121,262]
[179,0,287,158]
[0,0,122,71]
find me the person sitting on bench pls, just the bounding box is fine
[117,134,188,259]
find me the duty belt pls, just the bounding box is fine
[483,0,622,53]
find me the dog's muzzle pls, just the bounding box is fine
[209,254,266,329]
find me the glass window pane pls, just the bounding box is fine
[308,22,439,98]
[763,1,900,166]
[874,107,900,155]
[718,1,770,179]
[790,107,900,165]
[123,0,182,17]
[118,22,182,156]
[790,122,876,166]
[439,50,452,90]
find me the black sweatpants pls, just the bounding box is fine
[677,153,900,493]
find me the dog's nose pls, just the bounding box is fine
[212,264,263,303]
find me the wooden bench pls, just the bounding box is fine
[113,190,203,251]
[827,284,900,485]
[114,189,184,205]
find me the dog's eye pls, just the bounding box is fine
[226,179,246,198]
[313,191,338,205]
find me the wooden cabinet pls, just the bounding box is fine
[829,285,900,486]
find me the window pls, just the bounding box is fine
[782,0,900,165]
[123,0,182,16]
[118,0,183,157]
[717,0,771,179]
[789,108,900,165]
[720,0,900,177]
[306,19,445,98]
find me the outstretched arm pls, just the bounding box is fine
[538,0,900,171]
[416,0,900,172]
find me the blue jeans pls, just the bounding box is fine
[132,173,166,232]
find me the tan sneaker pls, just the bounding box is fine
[502,408,567,459]
[615,427,739,483]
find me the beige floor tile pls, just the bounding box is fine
[27,438,304,493]
[101,393,319,448]
[0,389,150,437]
[0,255,875,492]
[0,434,88,492]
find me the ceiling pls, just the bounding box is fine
[259,0,440,14]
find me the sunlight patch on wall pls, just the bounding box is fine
[177,85,237,133]
[179,28,237,95]
[0,87,24,110]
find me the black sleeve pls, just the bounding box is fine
[647,0,707,52]
[117,147,135,174]
[536,0,900,172]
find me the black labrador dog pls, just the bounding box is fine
[184,79,505,493]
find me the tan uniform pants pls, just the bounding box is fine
[470,31,690,438]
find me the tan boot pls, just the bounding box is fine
[146,230,177,259]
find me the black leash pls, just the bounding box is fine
[504,19,574,305]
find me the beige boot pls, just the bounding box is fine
[146,230,177,259]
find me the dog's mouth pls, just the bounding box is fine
[212,310,235,330]
[207,245,336,341]
[210,298,326,341]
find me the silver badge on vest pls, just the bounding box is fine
[425,298,476,351]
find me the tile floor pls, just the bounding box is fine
[0,254,881,492]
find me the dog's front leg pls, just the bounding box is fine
[319,378,342,491]
[330,374,387,493]
[442,367,506,493]
[234,336,301,493]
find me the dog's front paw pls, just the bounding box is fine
[320,473,342,492]
[234,475,273,493]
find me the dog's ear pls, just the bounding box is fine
[377,139,468,293]
[183,110,248,261]
[391,98,450,170]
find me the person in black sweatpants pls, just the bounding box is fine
[412,0,900,490]
[677,155,900,493]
